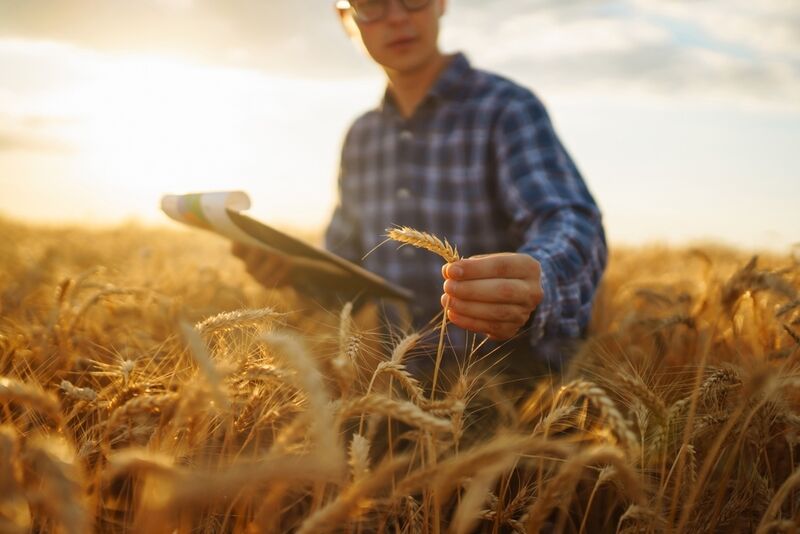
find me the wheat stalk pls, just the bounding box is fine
[451,463,511,534]
[395,436,572,498]
[296,454,411,534]
[525,445,643,532]
[757,466,800,533]
[0,426,29,534]
[169,454,343,506]
[260,332,341,456]
[180,321,230,410]
[22,437,89,534]
[106,448,178,480]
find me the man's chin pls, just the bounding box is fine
[378,52,431,74]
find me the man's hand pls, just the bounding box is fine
[231,242,292,289]
[440,253,543,340]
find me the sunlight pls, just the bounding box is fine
[14,49,378,227]
[68,55,250,192]
[0,38,391,228]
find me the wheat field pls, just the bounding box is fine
[1,216,799,534]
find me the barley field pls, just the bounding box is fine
[1,216,799,534]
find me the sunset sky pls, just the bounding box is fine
[0,0,798,251]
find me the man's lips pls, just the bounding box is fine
[388,36,417,47]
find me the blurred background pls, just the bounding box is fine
[0,0,797,251]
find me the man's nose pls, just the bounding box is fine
[385,0,411,23]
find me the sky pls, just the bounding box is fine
[0,0,798,251]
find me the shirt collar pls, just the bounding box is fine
[428,51,471,100]
[379,52,472,117]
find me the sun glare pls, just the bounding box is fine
[0,44,383,228]
[67,55,247,192]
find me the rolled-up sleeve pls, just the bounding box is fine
[493,94,608,345]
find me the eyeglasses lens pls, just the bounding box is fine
[403,0,430,10]
[351,0,385,23]
[350,0,431,23]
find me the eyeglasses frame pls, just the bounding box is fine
[335,0,433,24]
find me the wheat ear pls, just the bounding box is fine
[348,433,371,481]
[386,226,460,263]
[105,392,179,439]
[342,394,452,434]
[373,362,424,401]
[0,376,62,423]
[59,380,97,402]
[557,380,638,452]
[194,307,280,335]
[386,226,460,398]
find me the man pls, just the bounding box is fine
[234,0,607,374]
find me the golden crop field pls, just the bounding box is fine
[1,216,798,533]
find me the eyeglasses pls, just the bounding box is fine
[335,0,432,24]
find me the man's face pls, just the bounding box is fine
[342,0,445,73]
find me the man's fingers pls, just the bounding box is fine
[232,241,292,289]
[444,253,539,281]
[443,278,540,307]
[244,245,268,269]
[441,294,531,324]
[231,241,242,257]
[445,308,522,340]
[251,254,288,286]
[232,241,262,267]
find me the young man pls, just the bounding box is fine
[235,0,607,374]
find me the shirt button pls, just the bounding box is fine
[396,187,412,200]
[399,129,414,141]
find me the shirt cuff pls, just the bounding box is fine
[524,252,559,346]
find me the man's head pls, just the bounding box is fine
[335,0,447,74]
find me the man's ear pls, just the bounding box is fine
[336,3,359,40]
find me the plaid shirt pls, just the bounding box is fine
[324,52,607,366]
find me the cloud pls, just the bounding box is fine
[0,0,364,76]
[444,8,670,63]
[630,0,800,57]
[442,0,800,110]
[0,124,76,153]
[0,0,798,110]
[0,132,74,153]
[0,107,81,152]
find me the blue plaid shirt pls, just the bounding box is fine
[324,52,607,365]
